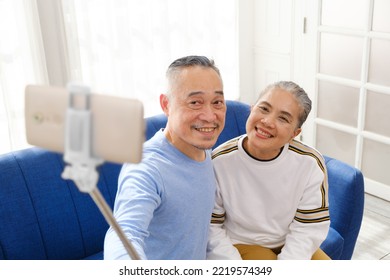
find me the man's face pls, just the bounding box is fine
[161,66,226,160]
[244,88,302,160]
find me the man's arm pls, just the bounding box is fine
[103,163,161,260]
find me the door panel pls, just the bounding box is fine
[319,33,364,80]
[317,81,360,127]
[303,0,390,201]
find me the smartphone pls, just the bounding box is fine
[25,84,145,164]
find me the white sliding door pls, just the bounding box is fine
[304,0,390,201]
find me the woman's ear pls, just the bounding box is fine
[290,127,302,142]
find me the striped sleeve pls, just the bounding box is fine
[289,140,330,223]
[211,212,225,224]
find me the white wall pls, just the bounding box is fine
[238,0,317,143]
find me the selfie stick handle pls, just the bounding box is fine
[61,83,141,260]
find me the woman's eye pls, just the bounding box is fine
[259,106,269,112]
[279,116,290,123]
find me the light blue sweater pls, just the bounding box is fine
[104,129,216,259]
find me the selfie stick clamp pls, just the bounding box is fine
[61,83,140,260]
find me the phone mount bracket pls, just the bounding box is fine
[61,82,140,260]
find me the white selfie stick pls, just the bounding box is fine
[61,83,141,260]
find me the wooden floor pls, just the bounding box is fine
[351,193,390,260]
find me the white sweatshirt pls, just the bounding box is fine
[207,135,330,260]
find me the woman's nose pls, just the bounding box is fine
[261,117,275,127]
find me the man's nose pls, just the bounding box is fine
[200,105,217,122]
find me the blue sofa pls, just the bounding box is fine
[0,100,364,260]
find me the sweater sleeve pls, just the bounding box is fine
[207,184,242,260]
[278,163,330,260]
[103,163,161,260]
[104,227,146,260]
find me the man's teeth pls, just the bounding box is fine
[197,127,215,132]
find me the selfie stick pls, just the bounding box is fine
[61,83,141,260]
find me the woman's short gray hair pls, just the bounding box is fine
[257,81,312,128]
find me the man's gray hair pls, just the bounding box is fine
[165,56,221,96]
[166,55,220,77]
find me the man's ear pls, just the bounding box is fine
[160,94,169,116]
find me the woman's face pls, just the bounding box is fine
[244,88,302,160]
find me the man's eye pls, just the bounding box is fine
[214,100,225,107]
[188,100,203,108]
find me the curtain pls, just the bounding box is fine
[0,0,238,154]
[0,0,48,154]
[61,0,238,117]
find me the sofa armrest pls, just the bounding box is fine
[320,227,344,260]
[324,156,365,259]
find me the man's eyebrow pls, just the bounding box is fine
[188,91,203,97]
[188,90,224,97]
